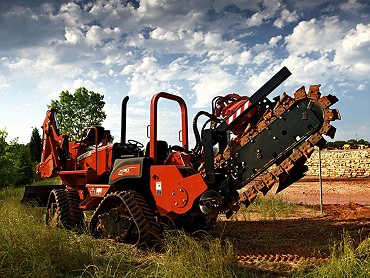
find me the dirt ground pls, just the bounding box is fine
[209,177,370,272]
[278,177,370,205]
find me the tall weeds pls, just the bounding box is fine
[0,188,135,278]
[144,230,238,278]
[235,194,297,220]
[297,232,370,278]
[0,188,253,278]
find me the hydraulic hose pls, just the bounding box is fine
[192,111,219,155]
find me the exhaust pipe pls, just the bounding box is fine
[121,96,129,144]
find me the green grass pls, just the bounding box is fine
[297,232,370,278]
[0,188,144,278]
[32,176,62,185]
[1,187,369,277]
[145,230,237,278]
[234,194,298,220]
[0,188,255,278]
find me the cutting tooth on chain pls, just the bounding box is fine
[324,109,341,121]
[307,85,321,100]
[318,94,338,108]
[294,86,307,101]
[320,123,337,139]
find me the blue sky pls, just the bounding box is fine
[0,0,369,147]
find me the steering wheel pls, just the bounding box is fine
[127,139,144,149]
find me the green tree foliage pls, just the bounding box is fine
[29,127,42,162]
[358,139,370,145]
[49,87,106,140]
[326,138,370,149]
[0,130,8,180]
[0,129,34,188]
[326,140,347,149]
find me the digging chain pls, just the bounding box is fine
[211,85,340,207]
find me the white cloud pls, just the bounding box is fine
[280,55,337,88]
[87,69,101,80]
[334,23,370,79]
[122,55,239,109]
[253,50,275,65]
[283,17,370,86]
[285,17,344,56]
[85,25,121,46]
[121,56,183,99]
[103,51,133,67]
[126,34,146,48]
[4,58,33,70]
[0,75,10,93]
[150,28,180,41]
[64,27,84,44]
[357,83,366,91]
[217,50,252,66]
[191,65,237,108]
[0,0,369,144]
[57,2,87,27]
[269,35,283,46]
[274,8,299,28]
[340,0,365,10]
[245,0,281,27]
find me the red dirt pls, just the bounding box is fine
[209,178,370,263]
[279,177,370,205]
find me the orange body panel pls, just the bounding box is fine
[150,165,208,215]
[76,145,113,176]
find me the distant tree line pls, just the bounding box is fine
[0,127,42,188]
[325,139,370,149]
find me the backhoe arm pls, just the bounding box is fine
[36,108,69,178]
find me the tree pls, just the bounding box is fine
[0,129,34,188]
[325,138,370,149]
[326,140,346,149]
[49,87,106,140]
[29,127,42,162]
[0,129,10,186]
[8,141,34,186]
[358,139,369,145]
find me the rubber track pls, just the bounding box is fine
[211,85,339,207]
[52,189,69,226]
[49,188,83,229]
[91,191,161,246]
[66,189,84,228]
[236,254,327,265]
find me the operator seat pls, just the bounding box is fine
[145,140,169,165]
[80,126,105,146]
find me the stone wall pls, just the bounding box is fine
[305,148,370,178]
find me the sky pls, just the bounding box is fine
[0,0,369,148]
